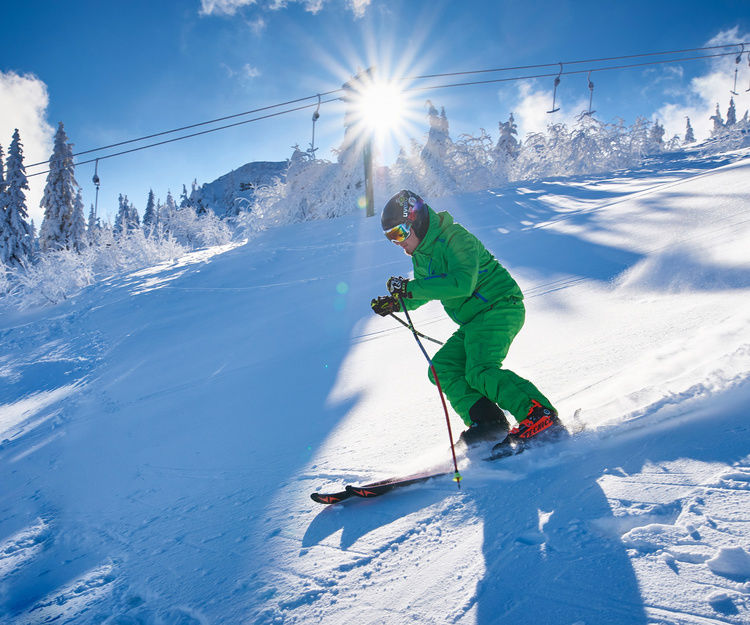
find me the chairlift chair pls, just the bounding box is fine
[310,94,321,155]
[547,63,563,114]
[583,71,596,116]
[731,44,744,96]
[92,159,101,219]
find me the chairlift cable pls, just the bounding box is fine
[24,42,750,177]
[25,89,342,169]
[26,97,340,178]
[405,51,743,93]
[408,41,750,81]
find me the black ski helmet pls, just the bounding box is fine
[381,190,429,240]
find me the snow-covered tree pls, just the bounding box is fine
[142,189,157,234]
[495,113,520,160]
[159,191,178,233]
[419,101,457,195]
[114,194,139,236]
[726,97,737,126]
[491,112,520,181]
[649,120,665,152]
[87,203,101,244]
[0,143,5,195]
[70,189,86,251]
[129,201,140,231]
[451,129,494,191]
[421,101,452,163]
[685,117,695,143]
[39,122,83,252]
[0,130,35,266]
[0,143,6,230]
[710,104,725,135]
[179,184,190,209]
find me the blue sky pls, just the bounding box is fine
[1,0,749,223]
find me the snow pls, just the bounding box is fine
[1,147,749,624]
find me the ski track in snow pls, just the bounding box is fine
[0,149,748,623]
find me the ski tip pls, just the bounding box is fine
[310,491,349,505]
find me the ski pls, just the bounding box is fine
[311,414,585,505]
[310,489,352,505]
[311,469,455,505]
[346,471,456,498]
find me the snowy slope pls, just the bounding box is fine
[194,160,287,217]
[1,149,749,624]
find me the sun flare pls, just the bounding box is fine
[358,80,406,135]
[340,69,424,164]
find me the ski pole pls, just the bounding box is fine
[388,312,444,346]
[397,295,462,489]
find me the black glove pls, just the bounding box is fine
[387,276,410,298]
[371,295,400,316]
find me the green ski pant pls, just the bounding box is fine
[427,301,553,426]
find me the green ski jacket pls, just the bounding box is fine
[404,207,523,325]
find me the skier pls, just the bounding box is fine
[371,190,558,446]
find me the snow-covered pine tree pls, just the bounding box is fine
[685,117,696,143]
[1,130,35,266]
[87,203,100,244]
[710,104,725,135]
[0,143,6,227]
[726,97,737,126]
[143,189,157,234]
[129,201,140,231]
[0,143,5,195]
[39,122,82,251]
[495,113,520,159]
[114,194,130,236]
[70,189,86,251]
[492,112,520,182]
[160,190,177,233]
[648,120,665,152]
[179,184,190,209]
[420,101,457,195]
[0,142,8,262]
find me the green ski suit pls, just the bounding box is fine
[401,206,554,426]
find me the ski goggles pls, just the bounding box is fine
[384,222,411,243]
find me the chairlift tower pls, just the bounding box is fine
[342,67,375,218]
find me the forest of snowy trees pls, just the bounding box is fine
[1,98,749,310]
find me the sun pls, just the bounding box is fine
[340,68,423,164]
[313,18,438,165]
[358,79,406,136]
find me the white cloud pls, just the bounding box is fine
[0,71,54,225]
[347,0,371,17]
[200,0,370,17]
[221,62,261,81]
[200,0,256,16]
[655,27,750,142]
[242,64,261,79]
[246,15,266,34]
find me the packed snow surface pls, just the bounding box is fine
[1,149,749,624]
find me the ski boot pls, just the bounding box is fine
[509,399,560,440]
[459,397,510,447]
[488,401,561,459]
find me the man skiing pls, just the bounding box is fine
[371,189,558,446]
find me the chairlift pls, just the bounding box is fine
[547,63,563,114]
[92,159,101,219]
[310,94,321,155]
[583,71,596,116]
[731,44,744,96]
[746,51,750,92]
